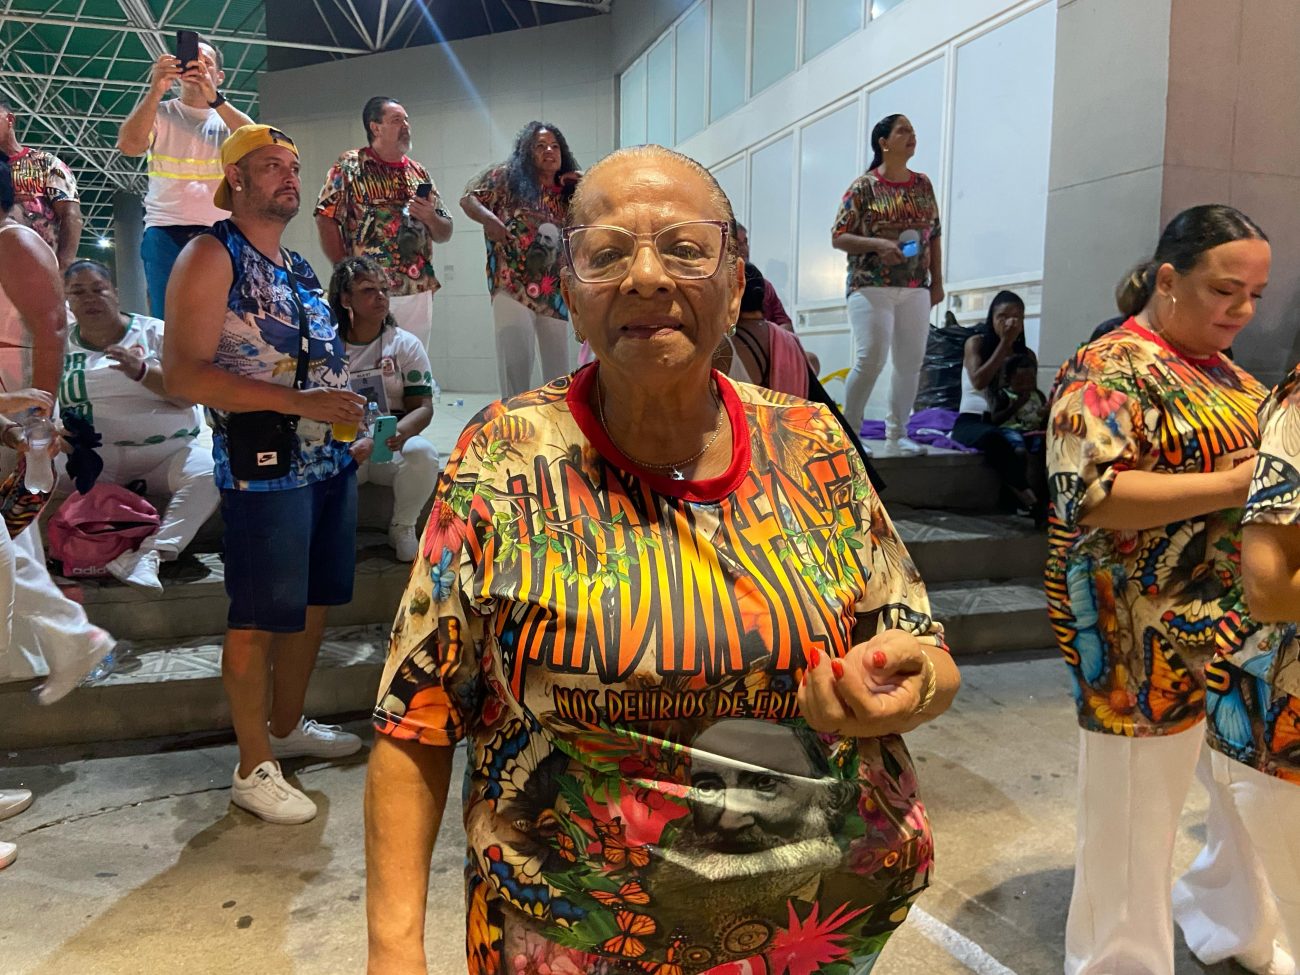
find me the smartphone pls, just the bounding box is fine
[369,415,399,463]
[415,182,433,200]
[175,29,200,69]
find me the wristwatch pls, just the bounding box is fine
[208,91,227,109]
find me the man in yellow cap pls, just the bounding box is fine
[163,124,367,825]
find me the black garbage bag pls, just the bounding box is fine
[915,319,971,411]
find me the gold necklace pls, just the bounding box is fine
[595,377,725,481]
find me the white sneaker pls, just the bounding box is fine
[0,789,32,822]
[37,627,116,706]
[1236,943,1297,975]
[888,436,927,456]
[231,761,317,825]
[0,840,15,869]
[269,718,362,760]
[388,522,418,563]
[106,548,162,593]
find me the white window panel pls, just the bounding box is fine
[866,56,945,184]
[748,134,796,300]
[619,59,647,147]
[714,157,747,225]
[710,0,747,122]
[870,0,907,18]
[647,36,674,146]
[675,4,708,143]
[751,0,798,95]
[804,0,864,63]
[798,101,862,305]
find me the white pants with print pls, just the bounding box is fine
[492,292,570,398]
[0,524,108,683]
[1065,727,1284,975]
[843,286,932,439]
[391,291,434,351]
[56,433,219,559]
[354,436,439,527]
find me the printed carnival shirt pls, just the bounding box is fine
[374,365,947,975]
[1207,366,1300,783]
[8,147,78,252]
[831,169,940,294]
[1045,320,1265,737]
[314,148,443,298]
[464,165,570,320]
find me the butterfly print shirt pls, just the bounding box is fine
[1207,367,1300,783]
[373,365,948,975]
[1045,320,1265,737]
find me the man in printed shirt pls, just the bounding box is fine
[0,100,83,270]
[315,96,453,350]
[117,36,254,317]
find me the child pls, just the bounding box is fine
[993,352,1047,453]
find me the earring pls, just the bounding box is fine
[727,323,737,337]
[234,184,243,192]
[573,330,585,344]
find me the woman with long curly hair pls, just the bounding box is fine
[459,121,581,397]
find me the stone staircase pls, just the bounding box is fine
[0,448,1051,749]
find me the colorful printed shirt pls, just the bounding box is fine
[374,365,947,975]
[59,314,202,448]
[314,148,443,298]
[1206,367,1300,784]
[1045,320,1265,737]
[206,220,352,492]
[464,165,570,320]
[831,169,941,293]
[345,325,434,417]
[8,147,78,252]
[998,388,1048,433]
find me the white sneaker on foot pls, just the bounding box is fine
[1236,943,1297,975]
[0,789,32,822]
[231,761,317,825]
[106,548,162,593]
[0,840,15,869]
[388,522,418,562]
[269,718,362,760]
[888,436,927,456]
[37,627,116,706]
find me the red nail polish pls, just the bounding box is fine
[809,646,821,668]
[831,659,845,680]
[872,650,887,669]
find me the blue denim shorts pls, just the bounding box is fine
[221,468,357,632]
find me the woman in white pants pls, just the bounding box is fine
[329,257,437,562]
[61,260,218,592]
[459,121,581,398]
[1046,205,1291,975]
[831,114,944,455]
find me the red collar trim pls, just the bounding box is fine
[567,362,751,503]
[872,167,918,188]
[362,146,409,169]
[1122,318,1224,368]
[7,147,31,162]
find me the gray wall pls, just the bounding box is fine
[259,17,617,392]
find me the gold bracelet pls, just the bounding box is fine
[913,653,937,716]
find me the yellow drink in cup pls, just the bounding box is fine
[332,421,359,442]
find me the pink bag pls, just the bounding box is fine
[47,483,160,577]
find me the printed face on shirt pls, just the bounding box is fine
[561,154,743,382]
[1155,238,1270,356]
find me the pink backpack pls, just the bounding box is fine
[48,484,160,577]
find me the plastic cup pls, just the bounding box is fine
[332,421,359,443]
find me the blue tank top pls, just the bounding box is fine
[207,219,352,491]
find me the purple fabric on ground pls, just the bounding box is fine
[858,410,979,453]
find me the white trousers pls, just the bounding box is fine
[1065,727,1283,975]
[843,286,932,438]
[390,291,434,351]
[1175,749,1300,966]
[492,292,570,398]
[353,436,439,527]
[55,434,219,559]
[0,524,108,683]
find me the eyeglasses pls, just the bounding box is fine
[563,220,730,284]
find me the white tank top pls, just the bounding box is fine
[721,333,756,385]
[959,359,991,416]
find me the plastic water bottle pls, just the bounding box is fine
[365,401,380,437]
[22,411,54,493]
[431,380,442,406]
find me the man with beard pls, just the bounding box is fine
[648,719,858,958]
[315,97,452,351]
[164,125,366,825]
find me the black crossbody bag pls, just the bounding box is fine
[224,252,311,481]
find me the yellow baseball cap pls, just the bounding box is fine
[213,124,299,211]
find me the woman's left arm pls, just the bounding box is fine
[1242,524,1300,622]
[391,395,434,451]
[928,236,945,307]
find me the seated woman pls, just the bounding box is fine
[60,259,218,591]
[328,257,438,563]
[951,289,1045,521]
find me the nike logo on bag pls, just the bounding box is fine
[256,452,278,466]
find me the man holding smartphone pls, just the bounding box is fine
[117,34,253,318]
[314,97,452,351]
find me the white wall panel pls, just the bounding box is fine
[674,4,708,142]
[751,0,798,95]
[647,37,675,145]
[748,135,796,298]
[865,56,945,185]
[713,157,748,224]
[619,59,648,146]
[805,0,866,62]
[709,0,748,122]
[797,101,862,305]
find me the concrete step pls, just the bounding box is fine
[0,624,387,750]
[929,577,1053,655]
[871,446,1002,511]
[892,507,1046,583]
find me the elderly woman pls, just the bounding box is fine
[459,121,582,398]
[365,145,959,975]
[60,259,218,591]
